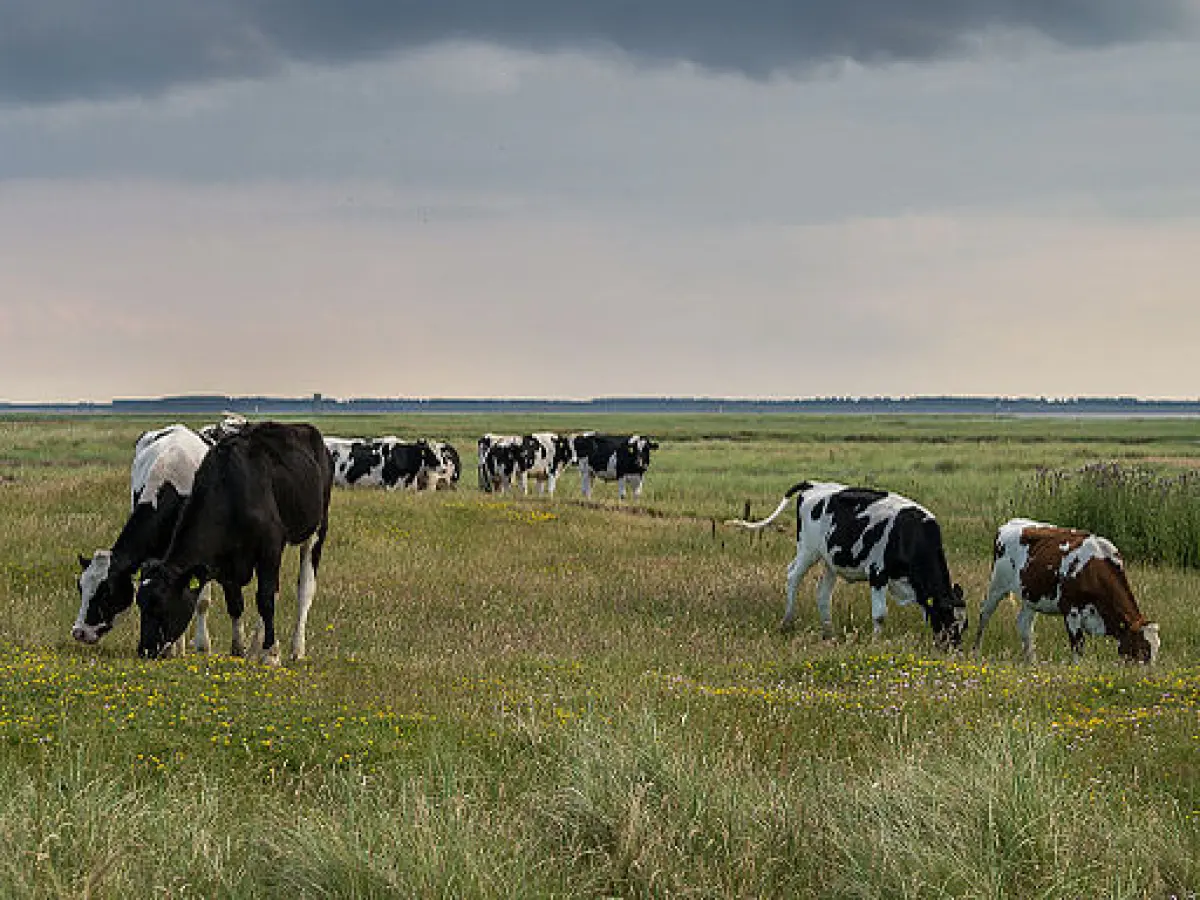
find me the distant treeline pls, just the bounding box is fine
[2,394,1199,416]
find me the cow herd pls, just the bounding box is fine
[73,417,1160,666]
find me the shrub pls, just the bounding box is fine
[1016,462,1200,568]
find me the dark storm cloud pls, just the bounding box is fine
[2,0,1195,104]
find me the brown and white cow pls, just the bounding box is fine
[974,518,1160,664]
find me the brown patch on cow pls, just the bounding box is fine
[1017,526,1089,607]
[1018,525,1151,659]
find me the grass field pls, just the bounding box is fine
[1,414,1198,898]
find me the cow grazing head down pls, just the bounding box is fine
[1119,622,1160,664]
[976,519,1160,665]
[136,561,206,658]
[727,481,966,649]
[74,551,135,644]
[926,583,968,650]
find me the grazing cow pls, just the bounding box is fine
[519,432,576,496]
[421,441,461,491]
[572,433,658,500]
[73,423,229,654]
[325,436,441,490]
[974,518,1160,664]
[727,481,967,648]
[135,422,333,663]
[477,434,528,493]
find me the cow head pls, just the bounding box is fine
[1118,622,1160,665]
[198,413,248,445]
[633,436,659,470]
[928,583,968,650]
[553,435,577,470]
[73,550,135,644]
[135,561,205,658]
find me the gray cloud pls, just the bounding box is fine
[2,0,1196,104]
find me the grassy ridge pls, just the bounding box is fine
[0,414,1198,897]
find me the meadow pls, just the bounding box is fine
[0,413,1198,898]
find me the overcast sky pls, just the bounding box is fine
[3,1,1199,402]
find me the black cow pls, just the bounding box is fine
[135,422,333,663]
[572,433,658,500]
[727,481,967,648]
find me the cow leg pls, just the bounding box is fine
[1064,609,1086,663]
[580,467,592,499]
[811,564,838,639]
[222,581,247,657]
[782,545,821,633]
[1016,605,1038,663]
[192,582,213,654]
[869,573,890,637]
[630,474,644,499]
[251,555,283,665]
[291,534,320,661]
[520,471,529,496]
[546,473,557,496]
[973,578,1009,657]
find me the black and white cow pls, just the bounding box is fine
[325,436,441,490]
[975,518,1160,664]
[74,423,229,654]
[135,422,333,663]
[572,433,658,500]
[727,481,968,648]
[477,434,528,493]
[519,432,576,496]
[421,441,461,490]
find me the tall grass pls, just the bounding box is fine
[1017,462,1200,568]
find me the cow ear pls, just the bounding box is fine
[78,553,92,570]
[953,583,965,604]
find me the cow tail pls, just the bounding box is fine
[784,480,813,499]
[725,481,813,531]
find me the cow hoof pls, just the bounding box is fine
[779,620,797,635]
[230,642,246,658]
[259,644,281,667]
[193,638,211,654]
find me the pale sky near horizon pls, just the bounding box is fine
[2,2,1199,403]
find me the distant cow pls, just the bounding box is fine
[974,518,1160,664]
[326,436,441,490]
[73,422,235,654]
[727,481,967,648]
[519,432,576,496]
[135,422,332,663]
[421,441,461,490]
[197,412,248,445]
[477,434,528,493]
[572,433,658,500]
